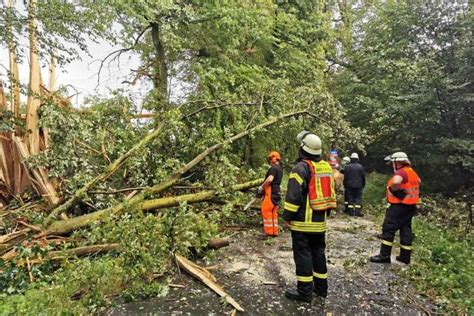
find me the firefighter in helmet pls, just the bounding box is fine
[370,152,421,264]
[283,131,336,302]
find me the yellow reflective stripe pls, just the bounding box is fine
[289,173,304,185]
[296,275,313,282]
[284,201,299,212]
[313,272,327,279]
[309,201,337,210]
[400,244,412,250]
[290,221,327,233]
[354,205,362,208]
[305,197,311,222]
[382,240,394,246]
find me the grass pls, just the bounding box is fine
[405,218,473,314]
[362,172,473,314]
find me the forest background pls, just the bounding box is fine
[0,0,472,314]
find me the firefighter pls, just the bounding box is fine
[340,156,351,211]
[283,131,337,302]
[370,152,421,264]
[256,151,283,237]
[341,153,365,216]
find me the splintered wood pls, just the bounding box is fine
[175,254,244,312]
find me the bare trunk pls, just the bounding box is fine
[43,179,261,236]
[25,0,41,155]
[45,122,166,224]
[151,22,168,101]
[46,110,314,222]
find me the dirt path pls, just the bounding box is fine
[108,213,434,315]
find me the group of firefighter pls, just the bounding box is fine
[255,131,421,302]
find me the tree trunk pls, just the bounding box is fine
[46,109,314,222]
[150,22,169,101]
[45,122,166,224]
[43,179,261,236]
[25,0,41,155]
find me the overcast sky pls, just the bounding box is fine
[0,39,148,108]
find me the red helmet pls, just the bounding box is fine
[268,151,281,163]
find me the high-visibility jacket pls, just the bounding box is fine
[386,167,420,205]
[282,159,336,234]
[304,160,337,211]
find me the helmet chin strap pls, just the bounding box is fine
[392,161,397,173]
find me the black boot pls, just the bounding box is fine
[354,205,364,217]
[370,243,392,263]
[313,279,328,298]
[396,248,411,264]
[285,289,312,302]
[348,205,355,216]
[370,254,391,263]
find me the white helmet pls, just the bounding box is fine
[297,131,322,155]
[385,151,410,164]
[350,153,359,159]
[342,156,350,163]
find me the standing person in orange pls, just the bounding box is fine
[257,151,283,237]
[370,152,421,264]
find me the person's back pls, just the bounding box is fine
[341,153,365,216]
[343,162,365,188]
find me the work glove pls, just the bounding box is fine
[389,187,407,200]
[256,186,264,198]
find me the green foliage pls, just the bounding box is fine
[362,172,389,207]
[0,244,53,296]
[406,219,473,313]
[329,1,473,193]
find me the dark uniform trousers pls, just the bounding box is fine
[380,203,416,258]
[345,187,363,214]
[292,231,328,296]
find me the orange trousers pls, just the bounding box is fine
[261,187,279,236]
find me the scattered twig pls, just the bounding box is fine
[16,220,41,232]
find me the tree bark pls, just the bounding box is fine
[43,179,261,236]
[151,22,168,101]
[25,0,41,155]
[46,109,313,223]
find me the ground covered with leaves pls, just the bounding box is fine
[108,213,435,315]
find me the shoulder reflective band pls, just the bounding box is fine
[289,172,304,185]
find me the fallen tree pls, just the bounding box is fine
[45,122,166,224]
[43,179,261,236]
[45,109,316,224]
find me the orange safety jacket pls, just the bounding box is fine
[386,167,420,205]
[303,160,337,211]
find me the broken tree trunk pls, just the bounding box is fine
[43,179,261,236]
[175,254,244,312]
[13,137,60,206]
[25,0,41,155]
[6,0,21,120]
[45,122,166,224]
[47,110,314,224]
